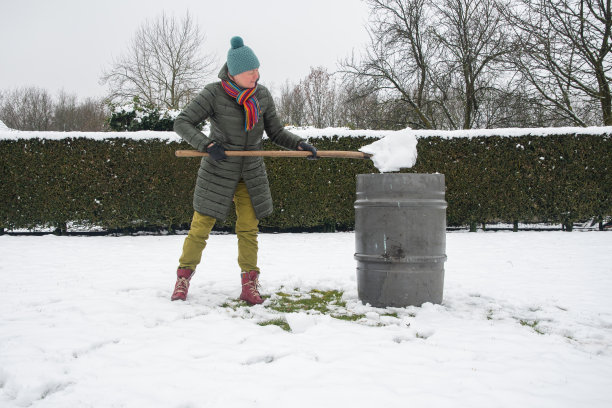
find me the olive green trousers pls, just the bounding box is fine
[178,180,259,272]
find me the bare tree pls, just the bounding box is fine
[53,90,79,131]
[275,70,389,129]
[339,81,386,129]
[75,98,109,131]
[503,0,612,126]
[0,87,54,130]
[54,91,109,131]
[0,87,109,131]
[430,0,512,129]
[276,80,307,126]
[301,67,338,128]
[341,0,512,130]
[341,0,437,129]
[101,11,216,110]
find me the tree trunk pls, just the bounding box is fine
[464,79,475,129]
[54,222,68,236]
[597,67,612,125]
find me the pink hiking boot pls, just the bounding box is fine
[171,268,195,301]
[239,270,264,305]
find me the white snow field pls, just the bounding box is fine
[1,231,611,407]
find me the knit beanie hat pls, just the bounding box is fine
[227,36,260,76]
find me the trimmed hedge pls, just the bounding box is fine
[410,134,611,230]
[1,138,196,232]
[0,132,610,232]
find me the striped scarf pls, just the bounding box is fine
[221,80,260,131]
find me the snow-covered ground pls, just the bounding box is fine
[1,231,611,407]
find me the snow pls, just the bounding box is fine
[113,104,136,114]
[2,125,612,142]
[0,130,184,143]
[287,126,402,138]
[290,125,612,139]
[113,104,182,123]
[1,231,611,407]
[0,120,12,131]
[359,129,418,172]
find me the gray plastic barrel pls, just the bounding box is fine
[354,174,447,307]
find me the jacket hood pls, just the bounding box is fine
[218,64,230,81]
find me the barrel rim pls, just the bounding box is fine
[354,253,447,263]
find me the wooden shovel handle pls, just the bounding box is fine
[175,150,372,159]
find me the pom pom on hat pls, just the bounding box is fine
[230,36,244,49]
[227,36,260,76]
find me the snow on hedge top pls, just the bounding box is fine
[1,125,611,172]
[0,130,184,142]
[288,125,612,138]
[2,125,611,142]
[0,120,12,132]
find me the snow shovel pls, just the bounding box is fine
[175,150,372,159]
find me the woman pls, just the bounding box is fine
[171,36,317,304]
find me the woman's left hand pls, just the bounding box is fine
[297,141,318,160]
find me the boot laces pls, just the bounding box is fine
[174,277,190,294]
[243,275,261,296]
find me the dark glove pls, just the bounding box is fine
[298,141,318,160]
[206,142,227,161]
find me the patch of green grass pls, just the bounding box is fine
[221,295,272,310]
[258,318,291,332]
[519,319,545,335]
[267,289,346,314]
[266,289,367,322]
[221,288,396,328]
[220,300,241,310]
[332,313,366,321]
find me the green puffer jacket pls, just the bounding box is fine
[173,64,304,221]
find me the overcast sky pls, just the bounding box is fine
[0,0,371,100]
